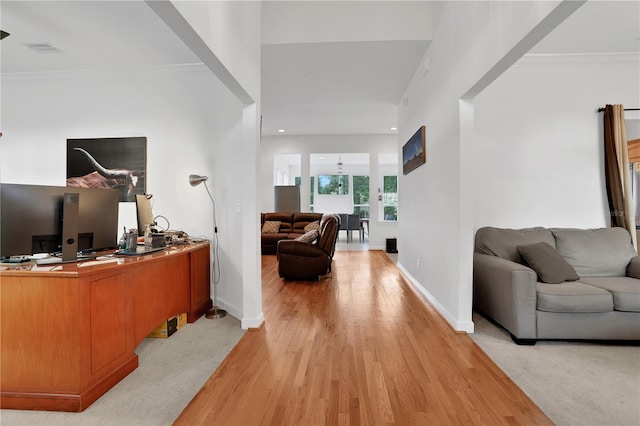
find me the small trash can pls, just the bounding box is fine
[386,238,398,253]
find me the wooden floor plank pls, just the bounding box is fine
[175,251,552,426]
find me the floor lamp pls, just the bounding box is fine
[189,174,227,319]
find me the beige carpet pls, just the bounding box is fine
[471,311,640,426]
[0,314,246,426]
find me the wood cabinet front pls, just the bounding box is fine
[0,242,210,412]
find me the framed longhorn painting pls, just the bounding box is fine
[66,137,147,202]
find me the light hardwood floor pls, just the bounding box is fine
[175,251,551,425]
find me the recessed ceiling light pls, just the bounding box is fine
[277,129,286,133]
[319,156,325,160]
[390,127,397,131]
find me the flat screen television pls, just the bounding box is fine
[0,183,119,258]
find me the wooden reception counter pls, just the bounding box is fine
[0,242,212,412]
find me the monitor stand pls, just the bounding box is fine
[61,192,79,262]
[36,192,84,266]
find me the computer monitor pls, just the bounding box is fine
[0,183,119,258]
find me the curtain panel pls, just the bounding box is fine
[604,104,637,249]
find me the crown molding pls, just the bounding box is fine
[517,52,639,67]
[1,63,210,82]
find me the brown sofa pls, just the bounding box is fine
[276,214,340,280]
[260,212,323,254]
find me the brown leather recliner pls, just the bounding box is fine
[276,214,340,280]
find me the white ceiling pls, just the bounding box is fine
[261,40,430,136]
[528,0,639,55]
[0,1,199,74]
[1,1,638,140]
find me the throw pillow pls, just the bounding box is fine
[517,242,579,284]
[261,220,281,234]
[295,230,319,243]
[626,257,640,278]
[304,220,320,233]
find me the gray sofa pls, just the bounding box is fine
[473,227,640,344]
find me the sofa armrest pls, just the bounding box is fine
[626,256,640,278]
[276,240,325,257]
[473,253,538,339]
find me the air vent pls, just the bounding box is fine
[24,42,60,53]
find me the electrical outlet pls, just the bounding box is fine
[235,200,241,213]
[417,258,420,269]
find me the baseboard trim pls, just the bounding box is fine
[396,262,474,333]
[242,312,265,330]
[1,355,138,412]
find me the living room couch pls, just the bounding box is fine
[473,226,640,344]
[260,212,323,254]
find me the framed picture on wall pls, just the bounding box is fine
[402,126,426,175]
[66,137,147,202]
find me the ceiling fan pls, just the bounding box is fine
[1,30,10,40]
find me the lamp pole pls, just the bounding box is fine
[189,174,227,319]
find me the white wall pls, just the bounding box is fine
[152,1,264,328]
[261,134,398,249]
[397,1,569,332]
[473,54,640,230]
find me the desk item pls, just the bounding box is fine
[126,230,137,251]
[0,256,31,264]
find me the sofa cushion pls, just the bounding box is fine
[292,213,323,233]
[517,242,579,284]
[475,227,556,263]
[304,220,321,233]
[263,213,293,233]
[626,256,640,278]
[551,228,636,277]
[261,221,281,234]
[536,282,614,313]
[578,277,640,312]
[295,230,319,244]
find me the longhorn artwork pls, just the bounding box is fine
[66,137,147,202]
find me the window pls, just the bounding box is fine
[294,176,315,211]
[353,175,369,218]
[383,175,398,221]
[273,154,300,185]
[318,174,349,195]
[310,176,315,212]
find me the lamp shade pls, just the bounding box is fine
[189,174,208,187]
